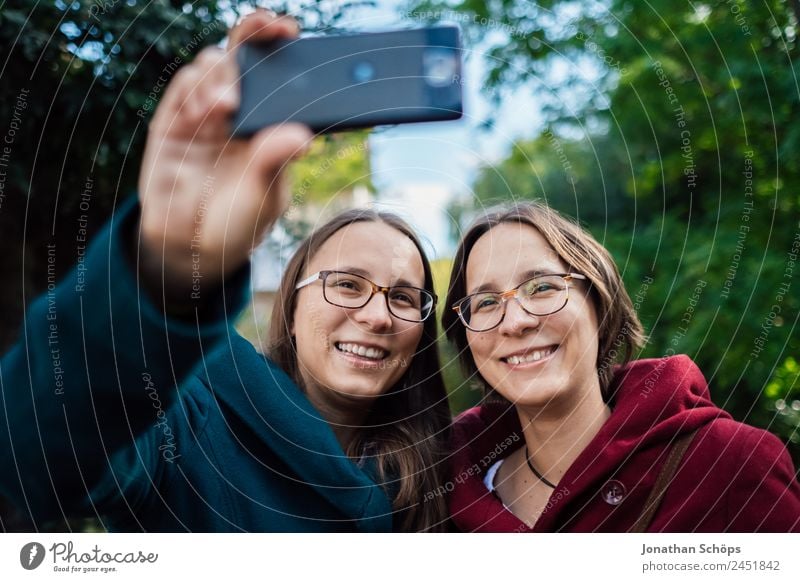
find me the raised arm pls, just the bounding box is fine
[0,11,311,526]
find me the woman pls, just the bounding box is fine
[0,12,449,531]
[442,202,800,532]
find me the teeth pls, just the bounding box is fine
[506,347,555,365]
[336,343,387,360]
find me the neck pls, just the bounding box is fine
[302,383,374,454]
[515,378,611,486]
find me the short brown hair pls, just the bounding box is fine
[442,201,646,401]
[269,208,450,531]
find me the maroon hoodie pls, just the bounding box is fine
[449,355,800,532]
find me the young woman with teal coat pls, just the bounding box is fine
[0,12,450,532]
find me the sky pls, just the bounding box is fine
[332,0,545,257]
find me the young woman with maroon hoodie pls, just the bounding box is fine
[441,202,800,532]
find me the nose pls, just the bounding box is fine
[497,297,540,336]
[354,291,393,331]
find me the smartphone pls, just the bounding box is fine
[232,26,463,135]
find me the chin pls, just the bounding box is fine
[494,378,562,407]
[329,375,391,400]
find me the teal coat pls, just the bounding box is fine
[0,199,393,531]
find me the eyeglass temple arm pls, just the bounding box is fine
[295,271,322,290]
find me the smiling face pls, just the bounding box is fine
[464,222,601,408]
[292,220,426,409]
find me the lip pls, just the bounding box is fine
[500,345,559,368]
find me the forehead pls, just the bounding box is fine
[307,220,425,284]
[466,222,567,290]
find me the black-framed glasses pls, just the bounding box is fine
[451,273,587,332]
[295,270,436,323]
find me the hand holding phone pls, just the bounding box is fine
[233,26,463,135]
[137,11,312,304]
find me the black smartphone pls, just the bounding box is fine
[232,26,463,135]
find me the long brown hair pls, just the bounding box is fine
[442,201,646,401]
[269,208,450,531]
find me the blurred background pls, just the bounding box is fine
[1,0,798,529]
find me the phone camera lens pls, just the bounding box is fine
[423,50,457,87]
[352,62,376,83]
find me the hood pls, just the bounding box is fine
[204,333,393,532]
[449,355,730,532]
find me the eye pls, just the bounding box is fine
[327,276,363,293]
[389,288,420,307]
[522,278,562,296]
[474,295,500,311]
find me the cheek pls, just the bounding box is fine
[294,299,335,352]
[398,326,424,362]
[466,333,494,365]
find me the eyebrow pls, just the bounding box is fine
[467,269,557,295]
[335,267,421,289]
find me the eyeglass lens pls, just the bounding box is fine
[460,275,570,331]
[322,271,433,322]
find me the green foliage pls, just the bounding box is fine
[472,131,631,225]
[768,356,800,445]
[0,0,235,350]
[431,258,481,415]
[289,132,374,204]
[421,0,800,457]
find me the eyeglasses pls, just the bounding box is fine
[451,273,587,332]
[295,270,436,323]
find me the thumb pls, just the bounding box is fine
[248,123,313,177]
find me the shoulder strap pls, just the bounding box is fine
[629,429,699,532]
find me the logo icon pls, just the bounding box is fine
[20,542,46,570]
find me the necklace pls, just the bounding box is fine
[525,446,557,489]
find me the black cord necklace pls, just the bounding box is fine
[525,446,557,489]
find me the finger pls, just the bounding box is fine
[247,122,313,178]
[228,11,299,52]
[152,47,235,139]
[149,63,205,136]
[192,47,239,125]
